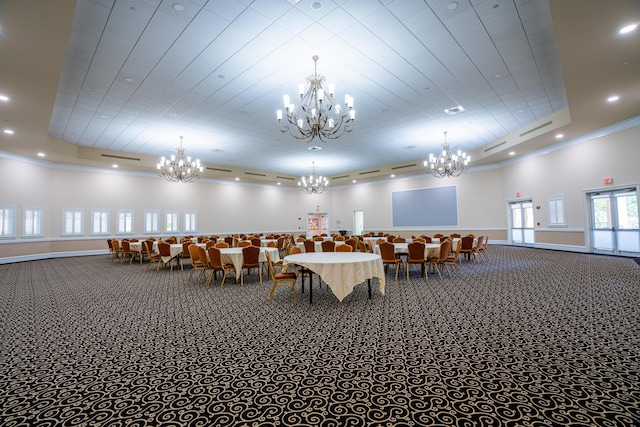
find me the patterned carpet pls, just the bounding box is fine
[0,246,639,426]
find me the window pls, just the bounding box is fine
[23,207,43,237]
[165,211,179,233]
[116,210,134,234]
[184,211,197,233]
[0,206,17,238]
[548,196,567,227]
[62,209,84,235]
[91,209,110,235]
[144,211,160,234]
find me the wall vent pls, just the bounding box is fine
[276,176,295,181]
[207,167,232,173]
[391,163,417,170]
[244,172,266,177]
[484,141,507,153]
[101,154,140,161]
[331,175,350,180]
[359,169,380,175]
[519,120,553,138]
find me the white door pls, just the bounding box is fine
[509,200,534,245]
[589,188,639,256]
[353,210,364,236]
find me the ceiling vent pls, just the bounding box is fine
[101,154,140,161]
[207,167,232,173]
[519,120,553,138]
[444,105,465,115]
[359,170,380,175]
[276,176,295,181]
[391,163,417,170]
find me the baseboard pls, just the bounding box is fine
[0,250,108,265]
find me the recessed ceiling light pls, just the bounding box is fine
[308,146,322,151]
[493,73,502,78]
[37,152,45,157]
[556,133,564,139]
[277,182,281,186]
[235,177,240,181]
[311,2,322,10]
[4,129,14,134]
[352,180,357,183]
[124,77,135,83]
[112,164,118,168]
[0,95,9,102]
[390,174,395,178]
[172,3,185,12]
[509,151,515,156]
[607,95,620,102]
[444,105,465,115]
[619,23,638,34]
[446,2,458,10]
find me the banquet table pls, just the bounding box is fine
[296,241,349,252]
[218,247,280,280]
[283,252,385,303]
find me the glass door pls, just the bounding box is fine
[353,210,364,236]
[509,200,534,245]
[589,188,639,256]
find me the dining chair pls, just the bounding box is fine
[196,246,212,282]
[237,240,251,247]
[345,238,358,252]
[450,233,461,238]
[393,237,406,243]
[224,236,234,247]
[157,241,177,271]
[205,240,217,249]
[321,240,336,252]
[406,242,427,281]
[443,239,463,275]
[460,236,475,262]
[207,247,235,287]
[303,240,316,253]
[472,236,485,262]
[478,235,489,260]
[427,239,452,279]
[143,240,160,270]
[251,238,261,247]
[188,244,206,280]
[214,241,229,249]
[240,245,262,285]
[289,246,302,255]
[335,244,353,252]
[357,241,368,253]
[107,239,114,257]
[120,240,138,264]
[313,236,324,242]
[110,239,122,262]
[379,242,403,280]
[265,251,298,302]
[334,235,346,241]
[182,242,192,265]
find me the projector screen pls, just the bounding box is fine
[391,185,458,227]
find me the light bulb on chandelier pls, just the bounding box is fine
[424,131,471,178]
[157,136,203,183]
[277,55,355,143]
[298,161,329,194]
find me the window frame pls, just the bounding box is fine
[62,208,85,236]
[116,209,134,235]
[90,209,110,236]
[0,205,17,238]
[184,211,197,233]
[548,195,567,227]
[23,206,44,238]
[164,211,179,234]
[144,210,160,235]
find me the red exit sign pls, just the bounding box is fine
[604,177,613,185]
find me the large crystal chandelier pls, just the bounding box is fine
[299,162,329,194]
[424,131,471,178]
[157,136,203,183]
[277,55,355,142]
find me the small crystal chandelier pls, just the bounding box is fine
[424,131,471,178]
[299,162,329,194]
[277,55,355,143]
[157,136,203,183]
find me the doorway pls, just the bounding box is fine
[353,210,364,236]
[588,187,639,256]
[509,200,535,245]
[306,212,330,238]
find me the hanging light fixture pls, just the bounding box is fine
[157,136,203,183]
[298,162,329,194]
[277,55,355,143]
[424,131,471,178]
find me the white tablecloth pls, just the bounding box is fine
[283,252,385,302]
[219,247,280,279]
[296,241,349,252]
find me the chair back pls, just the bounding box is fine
[303,240,316,252]
[158,241,171,256]
[214,241,229,248]
[182,242,192,258]
[267,241,277,247]
[188,244,200,262]
[264,250,276,280]
[208,247,223,269]
[197,246,209,268]
[357,241,368,253]
[438,239,451,261]
[393,237,406,243]
[251,238,261,247]
[237,240,251,247]
[289,246,302,255]
[407,242,426,261]
[413,238,426,244]
[461,236,474,250]
[313,236,324,241]
[321,241,336,252]
[475,236,485,250]
[334,235,346,241]
[335,244,353,252]
[121,240,131,251]
[242,245,260,267]
[379,242,396,262]
[439,236,449,242]
[450,233,461,238]
[224,236,234,246]
[345,238,358,251]
[143,240,154,255]
[107,239,113,251]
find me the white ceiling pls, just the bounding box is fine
[1,0,639,184]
